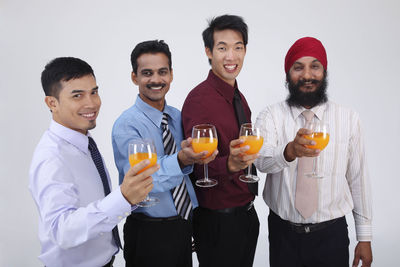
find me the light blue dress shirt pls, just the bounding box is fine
[112,95,198,218]
[29,120,132,267]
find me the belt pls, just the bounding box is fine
[131,213,181,222]
[102,255,115,267]
[271,210,341,234]
[204,201,254,214]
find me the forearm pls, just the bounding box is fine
[42,188,131,249]
[255,144,291,174]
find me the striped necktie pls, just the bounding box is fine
[88,136,122,249]
[161,113,192,220]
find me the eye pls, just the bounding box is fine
[217,47,226,52]
[235,46,244,51]
[312,64,321,70]
[159,69,168,76]
[92,90,98,95]
[142,71,153,77]
[72,94,81,98]
[293,66,303,71]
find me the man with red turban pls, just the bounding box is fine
[255,37,373,267]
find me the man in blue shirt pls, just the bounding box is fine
[112,40,217,267]
[29,57,158,267]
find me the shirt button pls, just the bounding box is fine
[118,216,123,220]
[125,212,130,216]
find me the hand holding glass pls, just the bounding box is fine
[191,124,218,187]
[304,121,330,178]
[128,139,159,207]
[238,123,264,183]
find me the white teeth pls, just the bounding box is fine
[150,86,162,90]
[81,113,95,118]
[225,65,236,70]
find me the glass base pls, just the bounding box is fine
[239,174,260,183]
[196,178,218,188]
[137,196,160,207]
[304,172,324,179]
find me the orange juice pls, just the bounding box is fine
[240,136,264,154]
[129,152,157,174]
[304,132,330,150]
[192,137,218,157]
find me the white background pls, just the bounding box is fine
[1,0,399,266]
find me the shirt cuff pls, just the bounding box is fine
[355,223,372,241]
[98,187,133,224]
[162,152,187,176]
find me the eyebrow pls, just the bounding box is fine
[71,86,98,94]
[216,41,244,46]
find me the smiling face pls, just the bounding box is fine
[45,74,101,135]
[132,52,173,111]
[206,29,246,87]
[288,56,325,93]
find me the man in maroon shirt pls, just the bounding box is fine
[182,15,259,267]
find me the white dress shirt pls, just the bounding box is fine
[29,120,132,267]
[255,101,372,241]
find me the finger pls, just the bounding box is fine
[139,164,160,178]
[352,255,360,267]
[128,160,150,175]
[230,138,244,147]
[297,128,313,136]
[180,138,190,149]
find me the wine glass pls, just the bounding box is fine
[191,124,218,187]
[238,123,264,183]
[304,121,330,178]
[128,139,159,207]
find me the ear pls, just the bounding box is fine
[131,71,138,85]
[45,96,58,112]
[170,68,174,83]
[205,47,213,61]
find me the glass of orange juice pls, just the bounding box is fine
[192,124,218,187]
[238,123,263,183]
[128,139,159,207]
[303,121,330,178]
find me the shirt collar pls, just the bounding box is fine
[291,102,327,121]
[49,119,90,154]
[207,70,237,104]
[134,95,173,128]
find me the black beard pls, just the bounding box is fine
[286,72,328,108]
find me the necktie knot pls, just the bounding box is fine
[161,113,169,130]
[88,136,97,151]
[302,109,314,123]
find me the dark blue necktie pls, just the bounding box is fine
[88,136,122,249]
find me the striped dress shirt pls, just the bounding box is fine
[255,101,372,241]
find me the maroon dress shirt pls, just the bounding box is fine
[182,70,254,210]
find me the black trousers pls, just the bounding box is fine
[193,205,259,267]
[123,213,192,267]
[268,210,350,267]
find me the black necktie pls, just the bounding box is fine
[233,88,258,196]
[88,136,122,249]
[161,113,192,220]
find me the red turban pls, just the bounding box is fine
[284,37,327,73]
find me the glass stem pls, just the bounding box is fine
[247,165,251,177]
[313,157,317,175]
[204,163,209,181]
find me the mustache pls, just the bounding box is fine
[297,79,321,87]
[146,83,166,89]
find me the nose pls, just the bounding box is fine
[225,48,234,61]
[303,66,312,80]
[150,73,162,83]
[84,94,100,108]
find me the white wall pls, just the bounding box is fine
[1,0,399,266]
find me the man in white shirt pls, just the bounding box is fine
[255,37,372,267]
[29,57,158,267]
